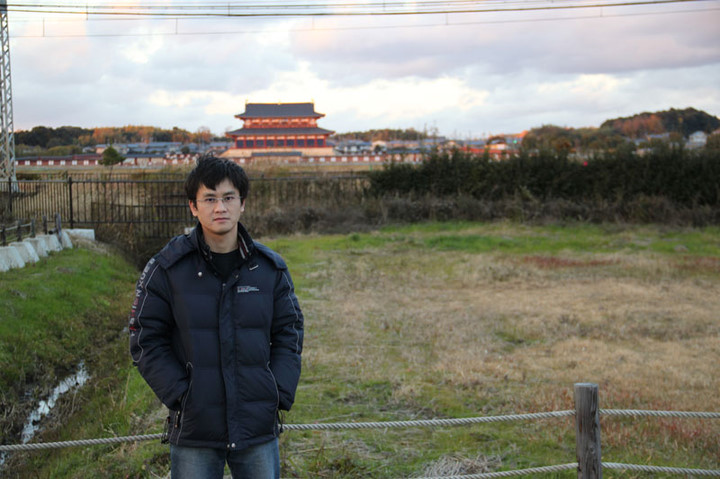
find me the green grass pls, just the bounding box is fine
[267,221,719,477]
[2,221,718,478]
[0,248,137,395]
[0,246,168,476]
[271,221,720,258]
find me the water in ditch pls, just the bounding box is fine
[0,362,90,467]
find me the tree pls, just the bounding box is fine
[101,146,124,166]
[705,133,720,151]
[601,108,720,138]
[93,127,122,145]
[171,127,191,143]
[15,126,54,147]
[194,126,213,145]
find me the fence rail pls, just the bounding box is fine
[0,218,36,246]
[0,213,63,246]
[0,175,369,239]
[1,383,717,478]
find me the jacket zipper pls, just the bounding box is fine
[266,362,281,435]
[173,362,193,442]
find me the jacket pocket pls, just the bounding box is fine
[169,363,193,443]
[266,362,280,435]
[266,362,280,409]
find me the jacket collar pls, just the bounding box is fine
[191,222,255,262]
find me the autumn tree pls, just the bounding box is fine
[171,127,191,143]
[194,126,213,145]
[93,127,122,144]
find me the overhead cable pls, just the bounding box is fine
[5,0,715,18]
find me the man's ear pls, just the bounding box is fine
[189,199,199,217]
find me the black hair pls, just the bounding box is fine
[185,154,249,203]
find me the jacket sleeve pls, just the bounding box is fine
[129,258,188,410]
[269,267,304,411]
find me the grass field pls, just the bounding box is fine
[2,221,718,478]
[267,222,720,477]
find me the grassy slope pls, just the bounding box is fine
[2,222,719,478]
[0,242,166,477]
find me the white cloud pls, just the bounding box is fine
[121,36,164,64]
[235,61,487,121]
[290,7,720,79]
[7,4,720,138]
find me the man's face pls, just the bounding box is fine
[189,178,245,239]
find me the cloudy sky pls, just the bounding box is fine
[7,0,720,139]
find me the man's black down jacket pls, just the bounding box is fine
[129,224,303,451]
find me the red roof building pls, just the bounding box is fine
[223,102,335,160]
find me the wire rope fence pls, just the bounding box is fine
[1,383,718,478]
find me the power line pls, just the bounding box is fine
[7,0,716,38]
[5,0,716,18]
[4,0,607,13]
[3,0,641,22]
[9,5,719,38]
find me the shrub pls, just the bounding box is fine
[368,148,720,215]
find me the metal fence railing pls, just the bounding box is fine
[0,175,369,239]
[0,218,36,246]
[0,213,64,246]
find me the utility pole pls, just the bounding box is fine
[0,0,16,183]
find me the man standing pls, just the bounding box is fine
[129,155,304,478]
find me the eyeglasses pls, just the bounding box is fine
[195,195,242,207]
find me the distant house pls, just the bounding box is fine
[460,139,487,155]
[646,132,671,142]
[687,131,708,149]
[95,141,226,158]
[206,140,233,154]
[334,139,372,155]
[383,137,448,154]
[122,152,167,167]
[461,131,526,159]
[223,102,335,160]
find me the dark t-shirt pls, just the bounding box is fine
[211,250,240,281]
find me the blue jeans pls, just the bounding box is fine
[170,438,280,479]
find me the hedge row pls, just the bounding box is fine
[367,146,720,207]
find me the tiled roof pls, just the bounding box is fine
[226,127,334,137]
[237,102,324,119]
[252,151,303,157]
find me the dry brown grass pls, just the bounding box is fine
[295,239,719,465]
[306,249,719,400]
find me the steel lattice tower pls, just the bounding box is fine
[0,0,15,182]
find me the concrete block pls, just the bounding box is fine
[0,246,25,271]
[10,241,41,264]
[39,234,63,253]
[66,229,95,241]
[25,237,49,257]
[58,230,74,249]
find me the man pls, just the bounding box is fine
[129,155,304,478]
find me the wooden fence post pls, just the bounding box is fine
[575,382,602,479]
